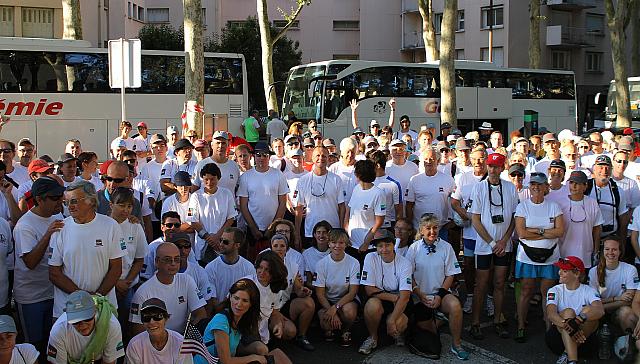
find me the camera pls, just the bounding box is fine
[603,224,614,232]
[491,215,504,224]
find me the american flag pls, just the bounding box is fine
[180,321,219,364]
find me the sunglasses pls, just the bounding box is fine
[124,159,136,165]
[275,229,291,235]
[141,313,166,323]
[254,152,270,158]
[220,238,233,245]
[175,243,192,250]
[614,159,628,164]
[163,223,181,228]
[510,172,524,177]
[104,176,126,183]
[72,317,94,326]
[287,142,300,146]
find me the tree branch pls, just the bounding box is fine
[272,2,306,46]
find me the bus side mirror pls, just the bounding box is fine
[594,92,601,105]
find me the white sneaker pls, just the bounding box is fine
[463,294,473,314]
[485,295,495,317]
[555,351,568,364]
[358,336,378,355]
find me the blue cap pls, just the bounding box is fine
[65,291,96,324]
[173,171,193,186]
[0,315,16,333]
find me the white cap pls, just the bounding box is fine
[446,135,456,143]
[602,130,614,141]
[167,125,178,135]
[557,129,575,142]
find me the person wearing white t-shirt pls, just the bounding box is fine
[139,133,169,237]
[110,121,136,159]
[533,133,561,173]
[588,238,638,336]
[295,147,345,244]
[468,153,519,340]
[302,221,331,285]
[588,155,630,239]
[169,233,214,313]
[545,256,603,364]
[266,116,288,143]
[406,147,456,237]
[385,139,418,206]
[514,172,564,343]
[251,250,290,344]
[557,171,603,268]
[313,228,360,347]
[193,131,241,195]
[345,159,385,255]
[159,139,198,195]
[370,150,402,228]
[130,243,207,335]
[0,315,39,364]
[283,148,308,227]
[404,214,468,360]
[358,230,412,355]
[48,180,125,319]
[328,138,358,204]
[188,163,237,264]
[545,159,570,206]
[612,149,640,212]
[160,171,196,243]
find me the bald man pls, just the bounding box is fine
[129,243,206,336]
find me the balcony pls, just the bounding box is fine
[546,25,596,48]
[402,31,425,50]
[402,0,419,13]
[546,0,597,11]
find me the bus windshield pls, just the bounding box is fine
[282,65,326,121]
[607,80,640,120]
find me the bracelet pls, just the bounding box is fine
[437,288,449,299]
[197,230,209,239]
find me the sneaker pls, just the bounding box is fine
[395,334,406,347]
[451,345,470,360]
[515,328,526,343]
[468,324,484,340]
[463,294,473,314]
[324,330,334,342]
[295,335,315,351]
[555,352,568,364]
[494,322,509,339]
[340,331,352,347]
[358,336,378,354]
[485,295,495,317]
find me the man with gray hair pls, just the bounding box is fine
[49,180,125,319]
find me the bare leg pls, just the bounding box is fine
[518,278,536,330]
[472,268,490,326]
[440,294,464,347]
[363,297,383,341]
[338,301,358,331]
[558,309,579,361]
[492,266,509,324]
[289,296,315,336]
[269,348,293,364]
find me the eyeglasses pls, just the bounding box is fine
[614,159,628,164]
[141,313,166,323]
[63,197,88,206]
[313,136,322,140]
[254,152,270,158]
[509,172,524,178]
[160,257,181,264]
[124,159,136,165]
[175,243,191,250]
[72,317,94,326]
[275,229,291,235]
[287,142,300,146]
[163,223,181,228]
[104,176,126,183]
[304,145,314,149]
[220,238,233,245]
[0,148,13,154]
[569,199,587,223]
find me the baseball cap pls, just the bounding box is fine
[567,170,588,184]
[508,163,526,176]
[452,128,462,136]
[173,139,194,151]
[478,122,493,130]
[166,231,191,244]
[0,315,17,333]
[436,141,449,151]
[529,172,548,184]
[99,160,113,175]
[322,138,336,147]
[370,120,380,127]
[57,153,76,165]
[150,134,166,145]
[213,130,230,140]
[39,154,55,165]
[31,176,65,198]
[18,137,34,147]
[542,133,558,143]
[253,141,274,154]
[595,154,612,166]
[288,148,304,158]
[557,129,575,142]
[137,122,148,128]
[141,298,168,314]
[389,139,406,147]
[486,153,506,166]
[371,229,395,245]
[284,135,299,144]
[363,136,378,146]
[623,127,634,135]
[352,127,365,135]
[553,256,585,273]
[28,159,53,174]
[549,159,566,171]
[194,139,207,149]
[302,138,314,148]
[167,125,178,135]
[173,171,193,186]
[441,122,452,129]
[446,135,456,143]
[514,137,528,145]
[455,138,470,151]
[65,291,96,324]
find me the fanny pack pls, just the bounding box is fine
[520,241,556,263]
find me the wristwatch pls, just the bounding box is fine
[538,228,545,236]
[578,312,588,322]
[335,303,342,310]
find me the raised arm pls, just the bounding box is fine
[388,98,396,128]
[350,99,359,129]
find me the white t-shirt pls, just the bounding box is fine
[313,254,360,302]
[237,167,289,231]
[139,159,164,209]
[514,199,563,265]
[296,171,345,237]
[266,118,288,142]
[47,312,124,364]
[360,252,412,294]
[386,160,419,205]
[160,195,193,245]
[130,273,206,333]
[7,164,30,188]
[283,169,308,210]
[111,136,136,152]
[276,256,299,308]
[405,238,461,297]
[469,179,520,255]
[187,188,237,260]
[0,217,10,308]
[193,158,241,194]
[182,261,214,302]
[126,329,193,364]
[373,175,401,227]
[556,195,603,268]
[302,247,330,282]
[347,185,386,249]
[204,255,256,303]
[587,181,628,236]
[452,171,486,239]
[159,159,197,183]
[406,172,455,228]
[328,162,357,203]
[48,214,125,317]
[628,208,640,264]
[588,261,639,298]
[613,175,640,210]
[118,220,148,284]
[546,283,600,315]
[13,211,63,304]
[251,276,280,344]
[8,343,39,364]
[546,184,570,206]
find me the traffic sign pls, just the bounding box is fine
[108,39,141,89]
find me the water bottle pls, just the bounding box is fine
[598,323,611,360]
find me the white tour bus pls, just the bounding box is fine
[0,37,247,159]
[282,60,577,141]
[601,77,640,127]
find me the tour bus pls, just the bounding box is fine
[600,77,640,127]
[282,60,577,141]
[0,37,247,159]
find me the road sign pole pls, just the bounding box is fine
[120,39,126,122]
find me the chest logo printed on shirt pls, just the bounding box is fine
[547,292,555,301]
[95,239,103,247]
[178,296,185,304]
[130,303,139,315]
[47,344,57,358]
[381,204,386,211]
[345,276,350,283]
[120,239,126,251]
[634,276,640,283]
[293,190,299,198]
[406,277,412,285]
[362,271,368,280]
[549,217,554,223]
[188,208,194,217]
[363,204,369,210]
[439,187,444,192]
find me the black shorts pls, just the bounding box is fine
[545,326,597,356]
[475,253,512,270]
[377,298,414,318]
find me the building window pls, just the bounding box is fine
[137,6,144,21]
[481,5,504,29]
[333,20,359,30]
[333,54,359,60]
[481,46,504,67]
[0,6,14,37]
[201,8,207,26]
[586,52,602,72]
[455,49,465,60]
[457,10,465,31]
[273,20,299,29]
[434,13,443,34]
[147,8,169,23]
[551,50,571,70]
[227,20,248,28]
[128,2,132,17]
[585,13,605,35]
[22,7,53,38]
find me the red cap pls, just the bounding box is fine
[99,160,113,175]
[486,153,506,166]
[137,122,148,128]
[28,159,53,174]
[623,127,634,135]
[553,256,585,273]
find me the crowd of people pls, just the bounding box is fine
[0,104,639,364]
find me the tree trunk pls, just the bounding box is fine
[605,0,631,127]
[439,0,457,127]
[184,0,205,137]
[631,1,640,76]
[257,0,278,113]
[418,0,439,61]
[61,0,81,91]
[528,0,541,69]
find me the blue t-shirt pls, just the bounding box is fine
[196,312,241,363]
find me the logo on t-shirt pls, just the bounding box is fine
[178,296,185,304]
[439,187,444,192]
[362,271,368,281]
[549,217,554,223]
[197,290,204,300]
[622,284,627,290]
[406,277,412,285]
[188,208,194,217]
[161,168,166,175]
[230,174,234,180]
[404,189,408,197]
[48,247,53,259]
[363,204,369,211]
[293,190,299,198]
[47,344,57,358]
[120,239,126,251]
[130,303,139,315]
[547,292,555,301]
[345,276,350,283]
[116,341,124,351]
[634,276,640,283]
[312,272,318,281]
[95,239,103,247]
[380,204,386,211]
[454,262,460,268]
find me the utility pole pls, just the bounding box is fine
[488,0,494,63]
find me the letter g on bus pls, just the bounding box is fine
[424,100,440,115]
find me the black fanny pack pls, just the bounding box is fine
[520,242,556,263]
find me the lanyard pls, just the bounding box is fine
[487,179,504,216]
